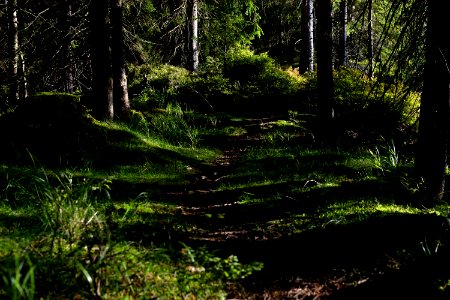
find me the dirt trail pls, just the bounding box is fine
[171,115,447,300]
[170,115,343,299]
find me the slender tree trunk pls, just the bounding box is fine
[8,0,20,103]
[299,0,314,73]
[367,0,373,77]
[19,52,28,99]
[90,0,114,120]
[188,0,199,73]
[64,0,75,93]
[316,0,335,142]
[415,0,450,201]
[338,0,348,67]
[111,0,130,119]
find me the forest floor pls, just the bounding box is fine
[2,105,450,299]
[165,113,450,299]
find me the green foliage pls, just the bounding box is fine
[321,67,420,142]
[0,254,35,300]
[129,64,191,110]
[36,173,111,255]
[367,140,402,176]
[224,48,304,98]
[175,245,263,298]
[188,48,306,110]
[149,103,200,148]
[201,0,263,60]
[129,49,307,112]
[0,168,261,299]
[180,244,263,281]
[127,109,149,134]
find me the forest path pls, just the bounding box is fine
[168,113,446,300]
[171,113,349,299]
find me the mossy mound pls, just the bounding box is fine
[0,93,100,166]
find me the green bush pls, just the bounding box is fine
[129,49,307,112]
[129,64,191,110]
[224,48,304,98]
[319,67,419,143]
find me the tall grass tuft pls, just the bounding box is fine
[149,103,200,147]
[29,172,111,256]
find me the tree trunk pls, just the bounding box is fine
[111,0,130,119]
[299,0,314,73]
[64,0,75,93]
[8,0,20,103]
[367,0,373,77]
[415,0,450,201]
[337,0,348,67]
[19,52,28,99]
[90,0,114,120]
[188,0,199,73]
[316,0,335,142]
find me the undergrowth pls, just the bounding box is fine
[0,169,262,299]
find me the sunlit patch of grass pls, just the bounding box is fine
[319,200,427,225]
[81,166,169,180]
[218,179,283,191]
[105,122,219,160]
[203,125,248,138]
[67,121,220,185]
[257,200,447,237]
[263,215,319,235]
[112,198,179,225]
[226,147,380,192]
[74,163,190,186]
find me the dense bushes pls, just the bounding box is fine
[305,67,420,144]
[127,54,419,147]
[128,48,306,112]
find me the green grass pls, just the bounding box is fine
[0,167,261,299]
[1,93,450,298]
